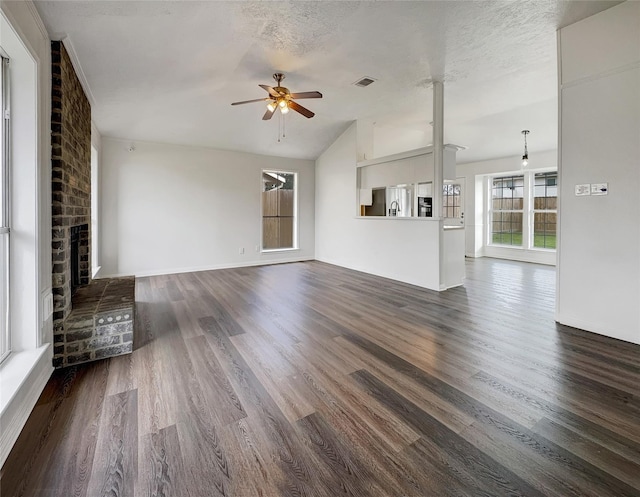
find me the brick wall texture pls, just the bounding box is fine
[51,40,92,352]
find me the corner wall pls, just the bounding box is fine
[99,138,315,277]
[557,1,640,344]
[315,123,441,290]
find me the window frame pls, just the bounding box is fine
[442,181,462,220]
[260,169,298,252]
[489,174,525,248]
[486,169,557,252]
[90,144,100,276]
[532,171,558,250]
[1,51,11,363]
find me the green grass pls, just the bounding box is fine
[492,233,556,249]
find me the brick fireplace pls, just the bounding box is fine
[51,41,134,368]
[51,41,91,336]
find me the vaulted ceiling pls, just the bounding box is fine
[34,1,621,162]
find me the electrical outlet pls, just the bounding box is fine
[239,247,245,255]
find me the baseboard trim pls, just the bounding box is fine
[482,248,556,266]
[315,256,441,291]
[555,314,640,346]
[0,345,53,467]
[98,256,315,279]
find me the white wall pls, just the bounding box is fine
[100,138,315,277]
[373,123,431,159]
[456,150,558,265]
[315,123,441,290]
[557,1,640,345]
[0,0,53,466]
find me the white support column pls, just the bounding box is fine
[432,81,444,220]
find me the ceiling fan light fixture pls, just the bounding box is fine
[230,73,322,122]
[521,130,530,167]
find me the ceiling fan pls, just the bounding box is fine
[231,73,322,120]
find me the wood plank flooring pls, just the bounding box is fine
[2,258,640,496]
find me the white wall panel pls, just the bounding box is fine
[557,1,640,344]
[560,1,640,85]
[100,138,315,277]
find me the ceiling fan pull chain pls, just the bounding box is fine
[277,112,281,143]
[283,114,286,139]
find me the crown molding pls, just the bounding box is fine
[60,36,96,108]
[24,0,49,41]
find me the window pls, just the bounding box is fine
[533,172,557,249]
[442,183,462,219]
[488,170,557,251]
[1,53,10,362]
[490,175,524,246]
[262,171,296,250]
[91,145,99,275]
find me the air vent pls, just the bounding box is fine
[353,77,376,87]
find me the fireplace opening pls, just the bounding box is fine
[70,224,88,295]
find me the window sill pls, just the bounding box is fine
[0,343,53,466]
[488,244,556,252]
[0,344,51,415]
[261,247,300,254]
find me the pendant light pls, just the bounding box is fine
[521,130,530,167]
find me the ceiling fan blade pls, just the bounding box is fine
[290,91,323,99]
[231,98,269,106]
[262,107,276,120]
[288,100,315,118]
[259,84,280,97]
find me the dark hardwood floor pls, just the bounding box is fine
[2,258,640,496]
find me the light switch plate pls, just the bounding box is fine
[575,184,590,196]
[591,183,608,195]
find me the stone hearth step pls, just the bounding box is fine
[54,277,135,368]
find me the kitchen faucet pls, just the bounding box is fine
[389,200,400,216]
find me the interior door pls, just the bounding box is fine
[443,178,465,226]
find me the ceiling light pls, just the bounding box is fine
[280,105,289,114]
[521,130,530,167]
[266,101,276,112]
[278,99,287,108]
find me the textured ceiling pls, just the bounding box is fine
[34,0,621,162]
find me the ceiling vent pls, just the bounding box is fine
[353,77,376,87]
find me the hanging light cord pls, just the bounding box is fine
[521,130,530,166]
